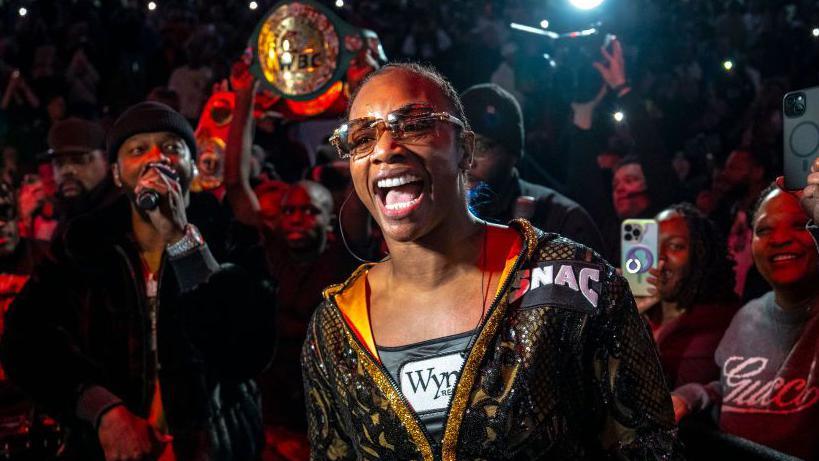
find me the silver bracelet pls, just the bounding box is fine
[166,224,204,258]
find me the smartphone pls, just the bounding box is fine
[783,86,819,190]
[621,219,658,297]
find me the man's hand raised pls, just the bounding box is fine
[592,37,627,90]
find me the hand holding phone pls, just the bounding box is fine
[798,157,819,224]
[783,86,819,190]
[621,219,659,297]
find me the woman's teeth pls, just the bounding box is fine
[772,254,798,262]
[385,196,421,211]
[377,174,421,189]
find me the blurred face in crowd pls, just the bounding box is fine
[113,132,193,204]
[198,152,221,177]
[310,161,352,217]
[255,180,288,234]
[613,163,650,218]
[47,96,66,123]
[752,188,819,292]
[2,147,18,168]
[52,151,108,199]
[717,149,762,194]
[0,211,18,257]
[656,209,691,302]
[468,134,515,190]
[346,68,472,243]
[279,183,332,253]
[195,138,224,184]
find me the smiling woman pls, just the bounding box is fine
[302,62,681,460]
[673,184,819,459]
[641,203,740,389]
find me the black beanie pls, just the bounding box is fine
[106,101,197,163]
[461,83,524,158]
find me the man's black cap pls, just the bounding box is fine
[106,101,197,163]
[43,118,106,160]
[461,83,524,158]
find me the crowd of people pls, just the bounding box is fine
[0,0,815,460]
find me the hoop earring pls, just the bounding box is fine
[338,190,390,264]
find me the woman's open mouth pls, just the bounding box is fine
[374,172,425,219]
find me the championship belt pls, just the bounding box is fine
[247,0,386,119]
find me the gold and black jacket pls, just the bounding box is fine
[302,220,681,460]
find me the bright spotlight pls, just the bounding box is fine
[539,19,550,29]
[147,1,157,11]
[722,59,734,71]
[18,7,27,17]
[613,111,625,123]
[812,27,819,37]
[249,1,258,10]
[335,0,344,7]
[569,0,604,10]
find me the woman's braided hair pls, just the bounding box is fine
[666,202,737,308]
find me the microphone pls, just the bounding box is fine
[137,163,179,211]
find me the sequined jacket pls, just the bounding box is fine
[302,220,681,460]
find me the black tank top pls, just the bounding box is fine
[376,330,476,441]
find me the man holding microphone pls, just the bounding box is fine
[2,102,275,460]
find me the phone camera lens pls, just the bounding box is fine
[624,224,633,232]
[624,234,633,241]
[633,228,642,237]
[786,92,807,117]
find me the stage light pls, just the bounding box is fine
[722,59,734,71]
[812,27,819,37]
[335,0,344,7]
[540,19,550,29]
[569,0,604,10]
[249,1,258,10]
[613,111,624,122]
[147,1,157,11]
[18,7,27,17]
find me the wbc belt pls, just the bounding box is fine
[248,0,386,110]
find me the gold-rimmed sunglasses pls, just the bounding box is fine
[329,104,467,160]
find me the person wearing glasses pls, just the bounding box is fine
[301,62,680,460]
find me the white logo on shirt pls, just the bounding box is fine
[399,353,465,414]
[722,355,819,414]
[509,264,601,308]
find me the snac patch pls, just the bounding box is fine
[509,261,603,313]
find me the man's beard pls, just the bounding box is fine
[58,179,88,200]
[56,183,92,218]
